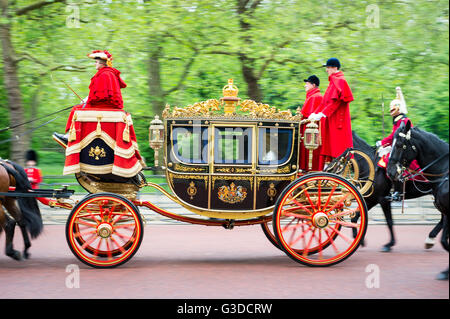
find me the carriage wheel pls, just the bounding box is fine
[261,219,341,255]
[273,172,367,267]
[343,150,374,197]
[66,193,144,268]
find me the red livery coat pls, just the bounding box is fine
[24,167,42,189]
[320,71,354,158]
[65,67,127,132]
[300,88,324,171]
[381,114,410,147]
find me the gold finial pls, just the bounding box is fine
[222,79,239,97]
[220,79,240,115]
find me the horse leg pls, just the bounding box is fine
[4,213,22,261]
[380,198,396,252]
[436,215,448,280]
[351,211,364,246]
[425,215,443,249]
[4,198,31,259]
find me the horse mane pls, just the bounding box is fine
[411,126,449,148]
[351,131,377,161]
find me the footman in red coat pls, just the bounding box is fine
[299,75,324,171]
[308,58,354,166]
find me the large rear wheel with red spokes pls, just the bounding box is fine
[66,193,144,268]
[273,172,367,267]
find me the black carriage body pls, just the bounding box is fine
[165,117,300,214]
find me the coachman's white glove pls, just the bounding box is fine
[308,112,326,121]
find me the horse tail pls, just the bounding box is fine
[1,161,43,239]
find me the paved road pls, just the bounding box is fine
[0,224,447,301]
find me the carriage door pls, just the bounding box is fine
[210,124,256,211]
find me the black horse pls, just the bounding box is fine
[351,131,442,251]
[0,159,43,260]
[386,121,448,280]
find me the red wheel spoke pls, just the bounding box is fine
[332,227,353,244]
[324,228,340,254]
[329,207,358,219]
[106,239,113,259]
[283,212,312,220]
[332,219,359,228]
[324,193,350,214]
[281,217,296,232]
[318,229,323,259]
[114,231,135,243]
[113,223,137,229]
[290,198,313,215]
[302,228,317,256]
[323,184,337,209]
[93,239,102,257]
[302,188,317,212]
[111,237,126,254]
[81,233,98,250]
[75,219,98,228]
[317,182,322,211]
[283,219,308,232]
[288,219,300,246]
[288,225,313,246]
[74,229,97,238]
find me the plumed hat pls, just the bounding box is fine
[87,50,113,67]
[389,87,407,115]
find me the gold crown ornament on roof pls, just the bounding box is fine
[220,79,241,115]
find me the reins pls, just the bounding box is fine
[404,152,449,180]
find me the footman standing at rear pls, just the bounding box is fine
[308,58,354,166]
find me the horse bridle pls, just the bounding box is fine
[391,129,449,183]
[389,130,417,178]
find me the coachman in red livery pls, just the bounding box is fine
[53,50,144,179]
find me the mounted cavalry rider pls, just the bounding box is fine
[308,58,354,168]
[53,50,127,146]
[376,87,423,201]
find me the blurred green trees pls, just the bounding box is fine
[0,0,448,167]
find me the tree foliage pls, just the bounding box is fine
[0,0,448,166]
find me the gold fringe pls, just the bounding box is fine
[68,114,77,142]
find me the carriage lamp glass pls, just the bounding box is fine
[149,115,164,167]
[304,121,320,170]
[220,79,240,115]
[304,122,320,150]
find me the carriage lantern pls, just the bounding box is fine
[304,121,320,170]
[220,79,240,115]
[149,115,164,167]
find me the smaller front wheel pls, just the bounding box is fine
[273,173,367,267]
[66,193,144,268]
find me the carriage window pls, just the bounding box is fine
[214,127,253,164]
[258,128,293,165]
[172,126,208,164]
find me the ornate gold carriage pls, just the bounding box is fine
[51,79,374,268]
